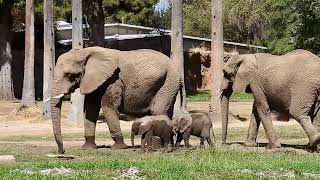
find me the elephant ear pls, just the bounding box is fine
[80,51,119,95]
[179,114,192,133]
[233,54,257,93]
[138,118,153,135]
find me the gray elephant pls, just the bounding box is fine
[173,112,213,148]
[50,47,181,154]
[220,49,320,149]
[131,115,174,151]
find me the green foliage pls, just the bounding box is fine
[183,0,211,38]
[183,0,320,55]
[54,0,72,22]
[103,0,160,26]
[295,0,320,55]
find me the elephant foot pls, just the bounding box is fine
[82,136,98,150]
[266,139,281,149]
[111,134,128,150]
[82,142,98,150]
[244,141,257,147]
[309,133,320,148]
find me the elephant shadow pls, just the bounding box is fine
[97,145,139,149]
[227,142,318,153]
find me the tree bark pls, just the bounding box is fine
[43,0,55,119]
[83,0,104,46]
[21,0,36,106]
[171,0,186,114]
[210,0,224,123]
[0,5,14,101]
[69,0,85,123]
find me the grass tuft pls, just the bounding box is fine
[187,90,253,102]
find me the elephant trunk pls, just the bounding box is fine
[131,131,135,148]
[51,87,65,154]
[221,87,233,145]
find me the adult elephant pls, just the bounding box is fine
[50,47,181,154]
[220,49,320,149]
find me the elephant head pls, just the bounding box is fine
[50,47,120,154]
[220,54,257,144]
[172,113,192,133]
[130,117,153,148]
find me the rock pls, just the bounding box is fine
[0,155,16,163]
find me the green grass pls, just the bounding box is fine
[0,125,315,179]
[187,90,253,102]
[0,143,319,179]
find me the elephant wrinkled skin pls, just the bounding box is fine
[131,115,174,151]
[50,47,181,154]
[221,49,320,149]
[173,112,213,148]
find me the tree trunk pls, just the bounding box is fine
[69,0,84,123]
[0,5,14,101]
[21,0,36,106]
[210,0,224,123]
[43,0,55,119]
[171,0,186,114]
[84,0,104,46]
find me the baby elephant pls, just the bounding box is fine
[173,112,213,148]
[131,115,174,151]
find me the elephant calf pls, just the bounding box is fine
[131,115,174,151]
[173,112,213,148]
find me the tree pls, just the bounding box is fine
[84,0,104,46]
[102,0,159,26]
[210,0,224,142]
[171,0,186,113]
[21,0,36,107]
[0,1,14,100]
[43,0,55,119]
[69,0,84,123]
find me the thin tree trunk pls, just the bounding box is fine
[69,0,84,123]
[43,0,55,119]
[21,0,35,106]
[0,5,14,101]
[84,0,104,46]
[171,0,186,114]
[209,0,224,123]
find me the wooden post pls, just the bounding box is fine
[171,0,186,114]
[21,0,35,107]
[69,0,84,123]
[43,0,55,119]
[209,0,224,122]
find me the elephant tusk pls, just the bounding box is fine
[44,94,65,102]
[44,98,51,102]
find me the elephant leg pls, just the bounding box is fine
[199,138,205,148]
[183,132,191,148]
[206,137,212,146]
[245,102,261,147]
[251,85,280,149]
[290,97,320,148]
[163,138,169,149]
[175,133,183,148]
[311,105,320,132]
[101,92,127,150]
[82,94,100,150]
[146,133,154,151]
[141,134,147,151]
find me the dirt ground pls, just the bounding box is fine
[0,101,305,150]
